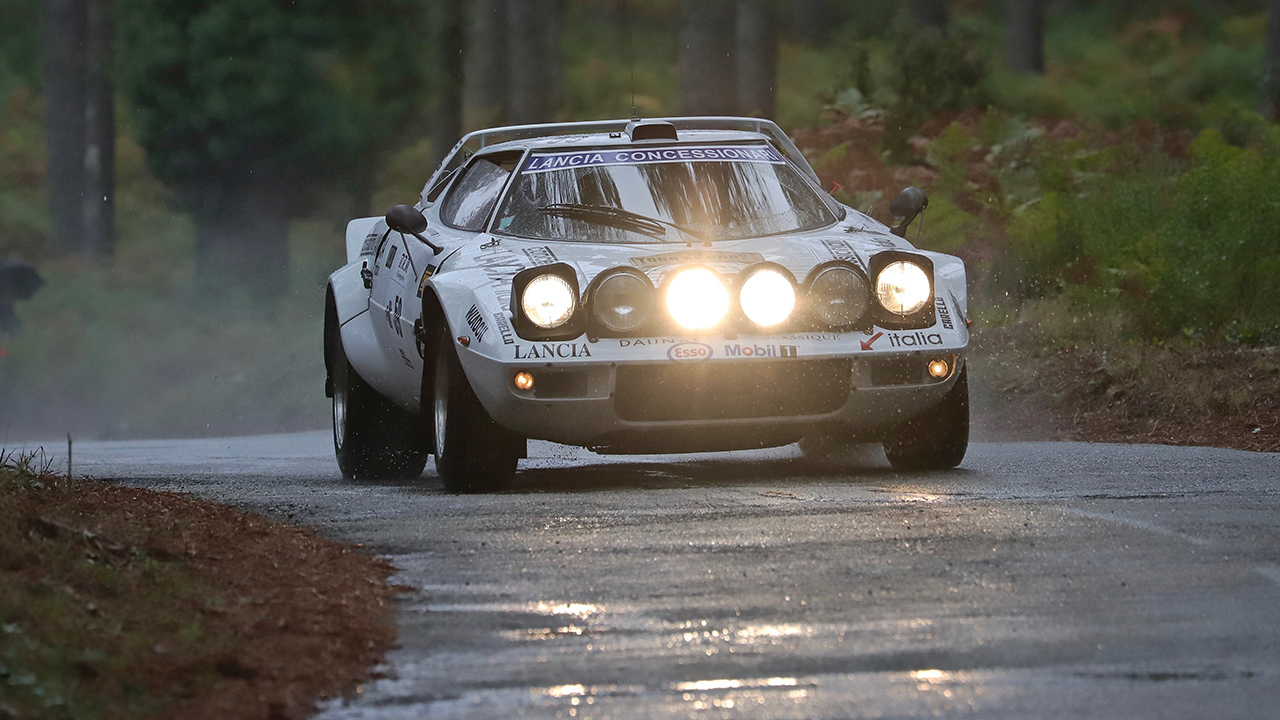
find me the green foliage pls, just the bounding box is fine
[116,0,426,213]
[0,0,39,118]
[561,0,680,121]
[887,28,989,122]
[974,122,1280,343]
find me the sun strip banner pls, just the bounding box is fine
[522,144,786,174]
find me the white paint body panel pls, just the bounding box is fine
[326,119,971,451]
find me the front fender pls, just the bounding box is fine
[329,263,369,327]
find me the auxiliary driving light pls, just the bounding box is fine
[514,372,535,391]
[808,265,870,327]
[928,359,950,379]
[876,261,931,315]
[521,274,577,329]
[740,268,796,328]
[592,271,655,333]
[666,267,729,330]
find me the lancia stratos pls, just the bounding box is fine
[323,117,970,491]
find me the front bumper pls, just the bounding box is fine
[460,347,966,454]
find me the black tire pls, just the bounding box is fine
[883,366,970,471]
[331,338,428,481]
[432,328,522,493]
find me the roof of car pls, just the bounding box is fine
[478,128,772,154]
[422,117,822,202]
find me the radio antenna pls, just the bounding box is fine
[627,0,637,121]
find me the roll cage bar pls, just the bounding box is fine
[420,117,822,205]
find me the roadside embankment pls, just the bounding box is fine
[0,450,399,720]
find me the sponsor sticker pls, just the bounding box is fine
[523,246,558,266]
[493,311,515,345]
[523,144,786,175]
[935,296,954,330]
[887,331,944,348]
[360,229,380,256]
[465,305,489,344]
[629,250,765,270]
[474,245,528,308]
[667,342,713,363]
[820,238,861,264]
[724,344,799,359]
[514,343,593,360]
[416,264,437,299]
[860,330,944,350]
[777,333,842,342]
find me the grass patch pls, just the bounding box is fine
[0,450,399,720]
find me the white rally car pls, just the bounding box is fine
[324,117,970,491]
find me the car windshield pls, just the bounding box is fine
[491,144,837,244]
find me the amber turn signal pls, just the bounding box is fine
[514,372,535,391]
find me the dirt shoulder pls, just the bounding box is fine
[0,453,399,720]
[970,321,1280,453]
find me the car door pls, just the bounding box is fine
[370,150,523,411]
[368,225,422,409]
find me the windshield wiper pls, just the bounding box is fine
[538,203,709,245]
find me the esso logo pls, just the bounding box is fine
[667,342,713,364]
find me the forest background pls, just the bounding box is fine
[1,0,1278,447]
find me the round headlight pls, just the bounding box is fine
[739,268,796,328]
[876,261,931,315]
[665,267,729,330]
[592,272,654,333]
[808,266,870,327]
[521,274,577,329]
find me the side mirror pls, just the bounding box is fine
[385,204,442,255]
[889,187,928,239]
[386,204,428,235]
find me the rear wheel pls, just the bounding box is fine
[883,367,970,470]
[331,339,428,480]
[433,328,522,493]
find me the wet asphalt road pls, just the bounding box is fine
[54,432,1280,719]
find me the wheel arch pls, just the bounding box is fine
[418,288,449,416]
[324,285,339,398]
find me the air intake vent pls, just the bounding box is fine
[625,121,678,142]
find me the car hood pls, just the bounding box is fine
[441,221,914,293]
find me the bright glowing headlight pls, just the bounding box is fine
[592,271,654,333]
[740,268,796,328]
[665,267,729,330]
[808,265,870,327]
[875,261,931,315]
[521,274,577,329]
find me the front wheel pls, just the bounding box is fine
[432,329,522,493]
[883,366,970,471]
[331,338,428,481]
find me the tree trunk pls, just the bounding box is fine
[908,0,949,30]
[193,181,291,301]
[1262,0,1280,121]
[428,0,466,168]
[505,0,561,125]
[679,0,737,116]
[792,0,835,44]
[83,0,115,256]
[1006,0,1045,75]
[41,0,88,254]
[736,0,777,118]
[462,0,507,129]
